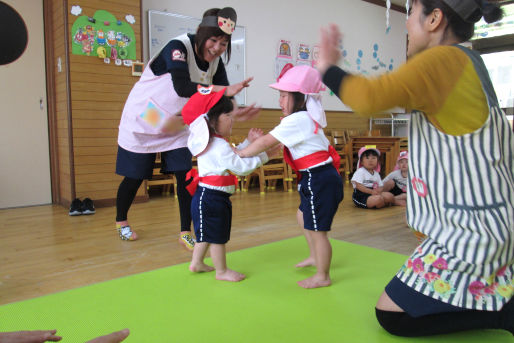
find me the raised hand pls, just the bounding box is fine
[225,77,254,97]
[233,103,261,122]
[317,24,343,75]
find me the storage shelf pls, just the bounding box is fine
[373,118,409,125]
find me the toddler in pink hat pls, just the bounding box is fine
[236,65,343,289]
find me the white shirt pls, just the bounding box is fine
[383,169,408,192]
[269,111,331,170]
[351,167,383,189]
[197,138,268,194]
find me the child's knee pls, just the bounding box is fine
[367,196,385,208]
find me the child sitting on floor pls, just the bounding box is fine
[351,146,394,209]
[382,150,408,207]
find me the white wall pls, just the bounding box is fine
[142,0,407,110]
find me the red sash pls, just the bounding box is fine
[185,168,239,195]
[283,145,340,182]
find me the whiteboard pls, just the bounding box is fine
[148,10,246,105]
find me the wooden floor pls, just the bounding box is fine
[0,183,418,306]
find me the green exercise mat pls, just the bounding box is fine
[0,237,511,342]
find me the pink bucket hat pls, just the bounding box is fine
[269,65,323,94]
[357,145,381,172]
[182,86,226,156]
[397,150,408,162]
[269,65,326,128]
[393,150,408,170]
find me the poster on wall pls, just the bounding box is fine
[70,7,136,61]
[275,39,293,80]
[295,43,311,66]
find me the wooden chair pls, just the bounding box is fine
[331,130,351,182]
[367,129,382,136]
[146,153,176,196]
[347,128,365,137]
[242,157,289,193]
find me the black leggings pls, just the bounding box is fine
[376,297,514,337]
[116,171,192,231]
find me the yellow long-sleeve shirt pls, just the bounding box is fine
[322,45,489,136]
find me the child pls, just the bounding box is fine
[351,146,394,209]
[236,65,343,289]
[182,87,277,282]
[318,0,513,336]
[382,150,408,207]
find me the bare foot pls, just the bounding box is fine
[295,257,315,268]
[215,269,246,282]
[189,263,215,273]
[297,275,331,289]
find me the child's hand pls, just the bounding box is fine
[266,143,283,159]
[247,128,263,142]
[161,115,185,134]
[235,148,247,158]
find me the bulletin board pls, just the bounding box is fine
[148,10,246,105]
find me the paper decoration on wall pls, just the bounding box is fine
[340,43,395,75]
[70,5,82,16]
[385,0,391,34]
[311,45,320,68]
[125,15,136,24]
[70,8,136,61]
[275,39,293,79]
[296,43,311,66]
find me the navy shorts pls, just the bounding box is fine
[385,276,465,317]
[352,189,371,208]
[389,184,405,196]
[191,186,232,244]
[115,145,192,179]
[298,164,343,231]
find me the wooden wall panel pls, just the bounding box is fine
[50,0,73,206]
[67,0,143,205]
[231,109,370,136]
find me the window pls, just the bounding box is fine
[482,51,514,115]
[472,3,514,121]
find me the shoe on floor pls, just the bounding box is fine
[81,198,96,215]
[179,231,195,251]
[117,225,138,241]
[69,198,82,216]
